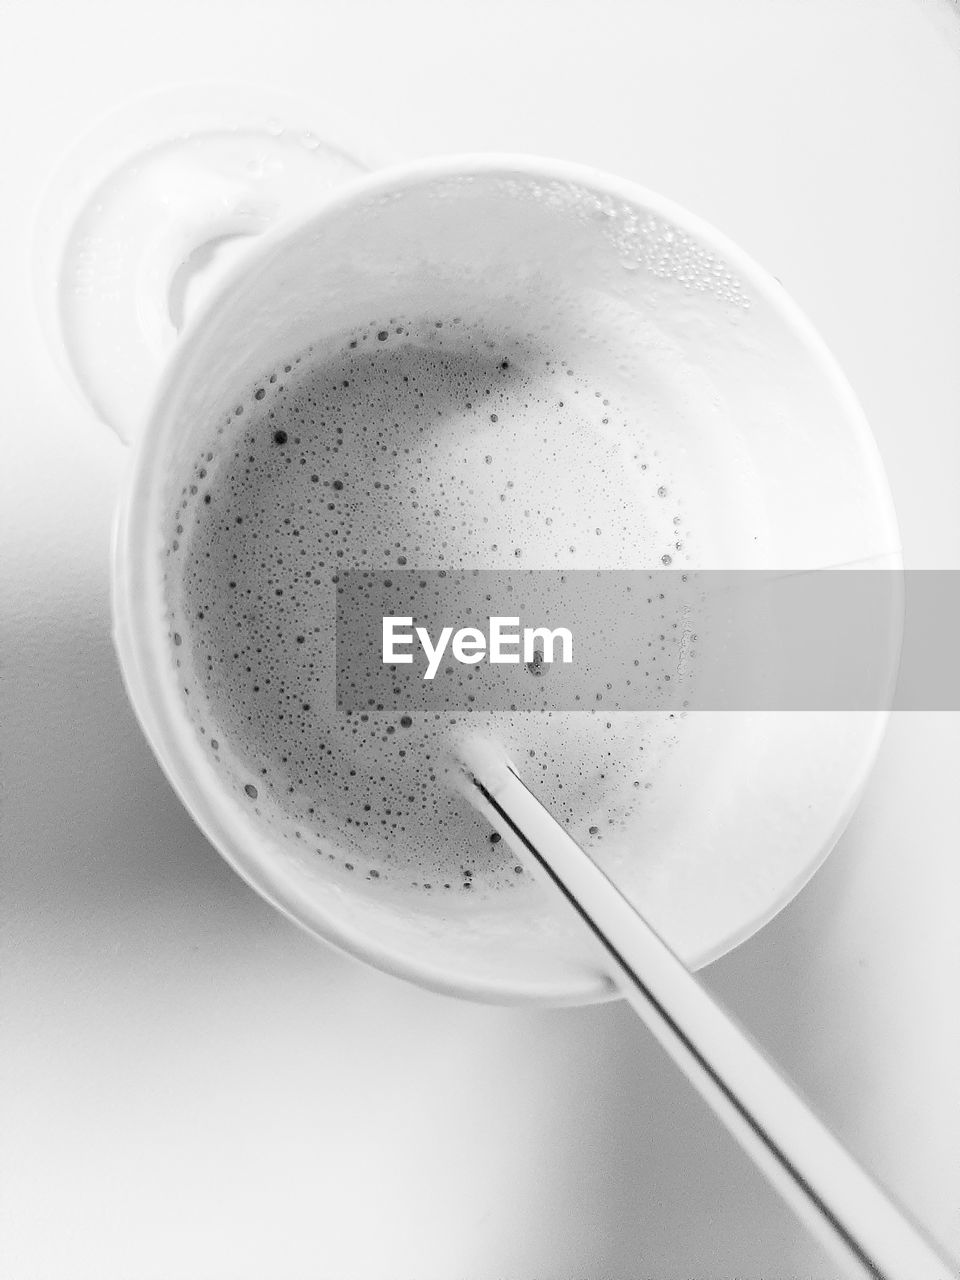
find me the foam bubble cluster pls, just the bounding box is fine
[163,317,689,897]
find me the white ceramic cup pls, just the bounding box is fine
[73,153,898,1004]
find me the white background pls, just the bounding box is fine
[1,1,959,1277]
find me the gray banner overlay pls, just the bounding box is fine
[334,570,960,711]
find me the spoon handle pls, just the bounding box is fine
[465,749,956,1280]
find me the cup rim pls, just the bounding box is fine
[112,152,902,1005]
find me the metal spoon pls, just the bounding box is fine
[460,738,956,1280]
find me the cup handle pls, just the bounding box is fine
[34,91,373,444]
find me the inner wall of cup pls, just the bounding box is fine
[141,170,898,990]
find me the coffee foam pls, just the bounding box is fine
[163,316,689,897]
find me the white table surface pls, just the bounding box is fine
[2,2,959,1277]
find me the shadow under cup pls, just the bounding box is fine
[113,158,900,1005]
